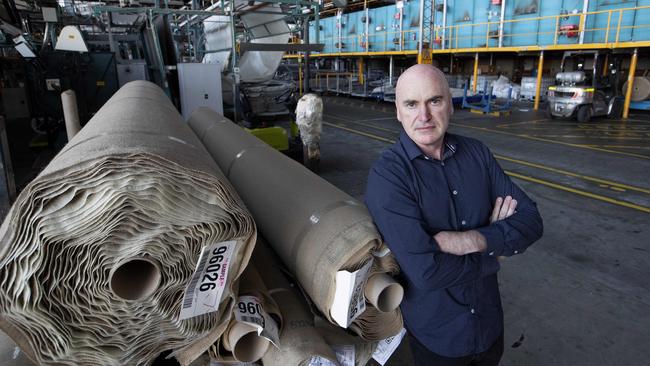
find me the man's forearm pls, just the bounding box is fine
[434,230,487,256]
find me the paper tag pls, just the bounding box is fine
[330,260,373,328]
[308,345,355,366]
[210,360,257,366]
[371,328,407,365]
[332,345,355,366]
[308,356,337,366]
[234,295,280,347]
[396,0,404,9]
[179,241,237,320]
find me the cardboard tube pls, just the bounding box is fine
[225,322,270,363]
[109,258,161,301]
[61,89,81,141]
[364,273,403,313]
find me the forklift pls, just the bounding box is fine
[547,50,624,122]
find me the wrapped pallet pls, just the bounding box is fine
[188,108,403,340]
[0,81,256,365]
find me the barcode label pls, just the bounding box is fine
[179,241,237,320]
[372,328,406,365]
[241,315,264,327]
[234,295,280,347]
[183,249,210,309]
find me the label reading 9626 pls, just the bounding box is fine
[179,241,237,320]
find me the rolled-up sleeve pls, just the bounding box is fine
[366,160,486,291]
[476,145,544,257]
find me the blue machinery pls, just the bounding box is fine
[461,82,513,116]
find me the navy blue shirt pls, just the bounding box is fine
[365,131,543,358]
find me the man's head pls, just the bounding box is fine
[395,64,453,158]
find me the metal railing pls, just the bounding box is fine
[434,5,650,50]
[318,29,418,53]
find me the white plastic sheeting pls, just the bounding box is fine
[202,15,232,71]
[490,75,520,99]
[203,4,290,83]
[295,93,323,148]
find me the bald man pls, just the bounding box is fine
[365,65,543,366]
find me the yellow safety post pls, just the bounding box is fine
[418,47,432,64]
[298,56,303,96]
[472,52,479,93]
[623,48,638,119]
[358,57,364,85]
[534,50,544,111]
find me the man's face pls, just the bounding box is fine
[395,70,452,153]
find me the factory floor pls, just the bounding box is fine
[316,97,650,366]
[1,97,649,366]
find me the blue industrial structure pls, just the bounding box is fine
[310,0,650,54]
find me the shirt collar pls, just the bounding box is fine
[399,131,458,161]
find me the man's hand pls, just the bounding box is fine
[490,196,517,223]
[434,230,486,256]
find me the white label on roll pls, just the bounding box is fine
[210,360,257,366]
[179,240,237,320]
[371,328,407,365]
[332,345,355,366]
[234,295,280,347]
[308,345,355,366]
[330,260,373,328]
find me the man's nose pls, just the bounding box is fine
[417,105,431,121]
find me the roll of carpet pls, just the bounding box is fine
[0,81,256,365]
[210,264,282,363]
[315,316,377,366]
[254,240,339,366]
[188,108,403,340]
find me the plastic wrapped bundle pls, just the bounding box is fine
[0,81,256,365]
[188,108,403,340]
[295,93,323,163]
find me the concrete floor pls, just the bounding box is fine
[1,98,648,365]
[316,97,650,366]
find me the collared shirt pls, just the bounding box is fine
[365,131,543,357]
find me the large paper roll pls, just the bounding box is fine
[0,81,256,365]
[61,89,81,141]
[188,108,403,340]
[622,76,650,102]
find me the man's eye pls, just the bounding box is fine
[406,103,416,108]
[431,99,441,105]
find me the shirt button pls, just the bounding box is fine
[441,162,445,166]
[489,251,494,256]
[514,250,519,254]
[452,190,458,195]
[424,156,430,160]
[470,308,475,314]
[461,220,466,225]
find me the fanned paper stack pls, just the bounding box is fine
[188,108,403,341]
[0,81,256,365]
